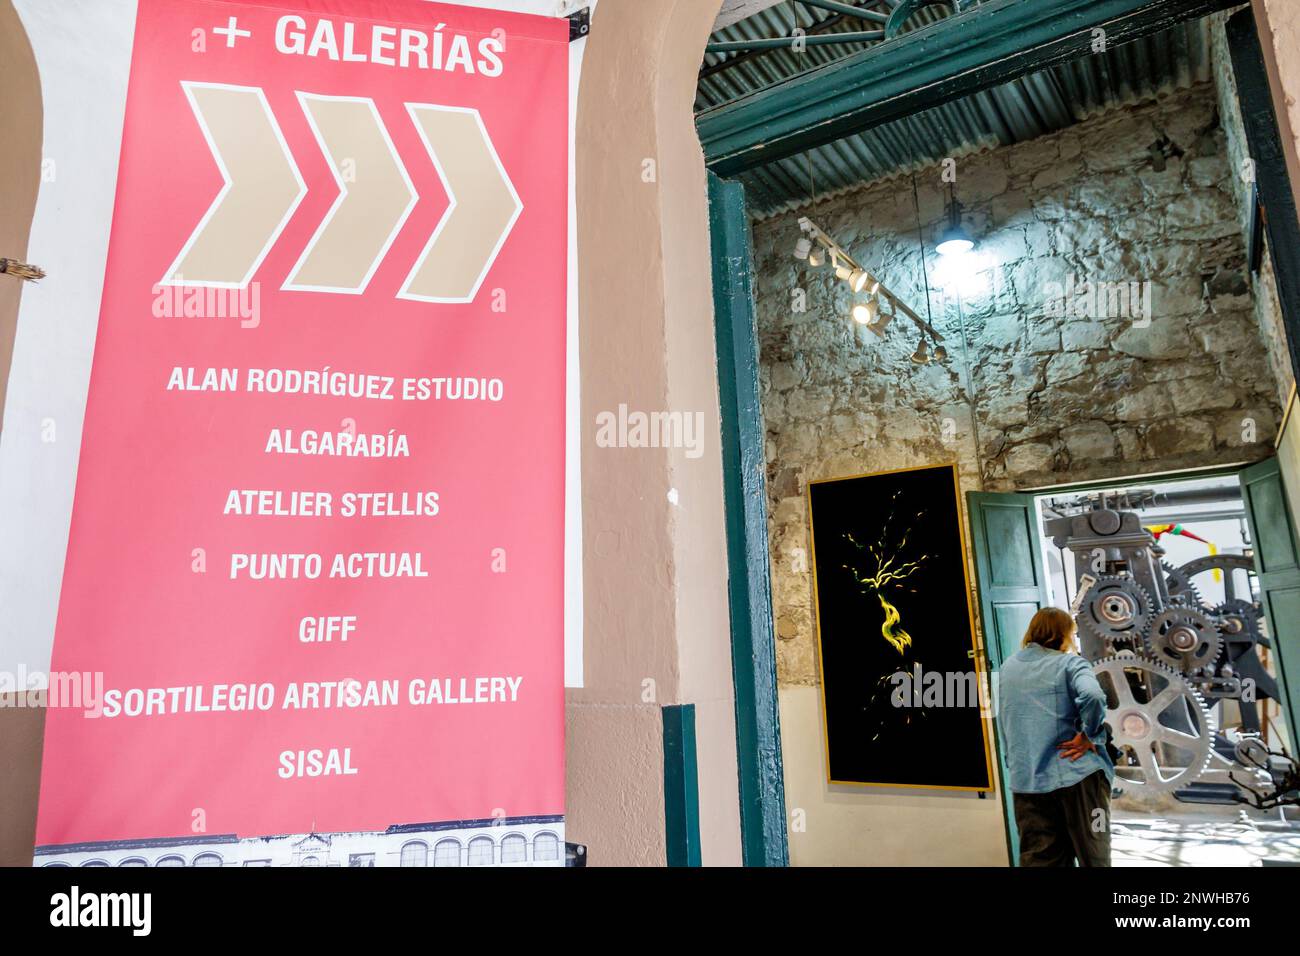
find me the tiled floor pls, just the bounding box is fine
[1112,809,1300,866]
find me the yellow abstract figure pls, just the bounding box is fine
[878,593,912,654]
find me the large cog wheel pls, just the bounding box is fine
[1093,655,1216,793]
[1144,606,1223,673]
[1077,575,1154,647]
[1172,554,1256,607]
[1175,554,1255,581]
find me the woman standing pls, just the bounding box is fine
[998,607,1115,866]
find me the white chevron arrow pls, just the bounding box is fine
[283,94,417,294]
[162,87,522,301]
[161,82,306,288]
[398,104,523,304]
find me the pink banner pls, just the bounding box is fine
[36,0,567,867]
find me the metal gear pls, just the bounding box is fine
[1212,599,1265,652]
[1077,575,1154,647]
[1093,655,1216,793]
[1144,606,1223,673]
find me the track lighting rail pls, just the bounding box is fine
[796,217,943,341]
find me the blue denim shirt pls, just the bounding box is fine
[997,644,1114,794]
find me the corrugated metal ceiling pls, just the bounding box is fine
[697,2,1213,217]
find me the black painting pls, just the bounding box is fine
[808,464,992,790]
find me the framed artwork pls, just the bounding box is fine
[807,463,993,790]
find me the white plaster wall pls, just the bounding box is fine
[0,0,589,687]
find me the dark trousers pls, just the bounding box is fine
[1012,770,1112,867]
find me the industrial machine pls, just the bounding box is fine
[1043,489,1298,809]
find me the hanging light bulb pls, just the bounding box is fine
[793,234,812,260]
[936,225,974,257]
[910,337,930,365]
[936,184,975,257]
[933,344,949,362]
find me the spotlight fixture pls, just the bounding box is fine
[851,297,878,326]
[793,235,813,260]
[808,246,825,268]
[910,337,930,365]
[848,268,871,294]
[866,309,894,338]
[936,183,975,257]
[933,344,948,362]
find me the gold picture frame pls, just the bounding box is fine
[806,461,995,792]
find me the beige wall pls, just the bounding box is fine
[781,686,1007,866]
[566,0,741,866]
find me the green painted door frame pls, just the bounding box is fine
[1239,458,1300,747]
[708,172,790,867]
[662,704,702,867]
[967,491,1051,867]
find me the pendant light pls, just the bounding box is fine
[936,182,974,257]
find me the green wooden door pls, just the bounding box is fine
[1239,457,1300,747]
[967,491,1051,866]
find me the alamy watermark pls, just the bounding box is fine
[152,279,262,329]
[595,404,705,460]
[1043,275,1152,327]
[889,663,998,717]
[0,666,104,715]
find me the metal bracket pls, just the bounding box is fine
[568,6,590,42]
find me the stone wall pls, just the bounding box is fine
[752,81,1286,687]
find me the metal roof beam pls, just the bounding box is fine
[700,11,852,82]
[796,1,890,24]
[707,30,885,53]
[698,0,1237,175]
